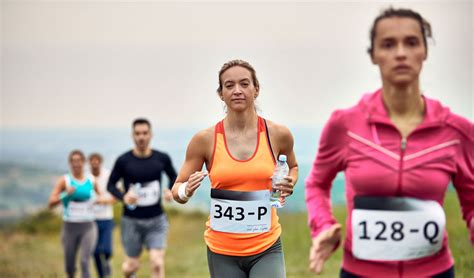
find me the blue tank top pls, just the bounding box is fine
[61,174,95,222]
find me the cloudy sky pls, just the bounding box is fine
[1,0,472,129]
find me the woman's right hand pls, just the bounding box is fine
[65,186,76,195]
[309,223,342,274]
[185,170,208,197]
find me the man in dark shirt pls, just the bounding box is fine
[107,118,177,278]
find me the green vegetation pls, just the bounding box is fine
[0,192,473,277]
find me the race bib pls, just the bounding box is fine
[352,196,445,261]
[210,189,271,234]
[137,180,160,207]
[93,204,107,213]
[68,201,94,221]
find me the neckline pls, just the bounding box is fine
[369,91,430,124]
[69,174,88,185]
[221,116,261,162]
[131,149,154,160]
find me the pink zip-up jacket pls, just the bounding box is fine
[305,89,473,277]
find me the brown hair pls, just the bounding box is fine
[88,152,103,162]
[68,149,85,162]
[368,7,433,57]
[217,59,260,94]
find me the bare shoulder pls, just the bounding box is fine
[58,175,67,184]
[54,175,67,190]
[186,125,215,160]
[265,119,294,142]
[190,126,214,146]
[181,125,216,167]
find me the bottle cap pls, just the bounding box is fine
[278,154,287,162]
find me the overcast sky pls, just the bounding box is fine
[1,1,472,129]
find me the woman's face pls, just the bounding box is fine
[219,66,259,112]
[69,154,84,174]
[371,17,427,87]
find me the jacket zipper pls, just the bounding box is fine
[397,137,407,278]
[396,137,407,195]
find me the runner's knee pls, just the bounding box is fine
[122,259,139,275]
[149,250,165,272]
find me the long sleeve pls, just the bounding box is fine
[107,157,125,201]
[305,110,348,239]
[164,154,177,189]
[452,123,474,244]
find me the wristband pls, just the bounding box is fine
[178,182,190,201]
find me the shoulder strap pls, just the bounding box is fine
[263,119,276,163]
[215,120,224,134]
[64,174,71,187]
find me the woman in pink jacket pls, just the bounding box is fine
[305,7,473,278]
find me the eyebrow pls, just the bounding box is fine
[224,78,251,84]
[380,34,421,41]
[405,36,421,40]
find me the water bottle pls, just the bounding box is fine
[127,183,141,210]
[270,155,289,208]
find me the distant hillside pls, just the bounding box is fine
[0,162,60,223]
[0,126,329,224]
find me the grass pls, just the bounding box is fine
[0,192,472,277]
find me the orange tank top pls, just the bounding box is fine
[204,116,281,256]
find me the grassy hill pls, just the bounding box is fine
[0,192,473,277]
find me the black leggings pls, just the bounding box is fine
[340,266,454,278]
[207,238,285,278]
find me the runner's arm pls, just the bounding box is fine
[48,177,66,208]
[107,158,125,201]
[164,153,178,190]
[305,111,347,239]
[172,129,210,204]
[452,124,474,244]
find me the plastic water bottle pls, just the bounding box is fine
[270,155,289,208]
[127,183,141,210]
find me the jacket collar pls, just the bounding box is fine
[362,88,449,129]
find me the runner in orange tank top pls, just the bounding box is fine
[172,59,298,278]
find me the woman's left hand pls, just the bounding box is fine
[276,175,295,197]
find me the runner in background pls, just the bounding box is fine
[305,7,474,278]
[107,118,177,278]
[48,150,100,278]
[89,153,115,278]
